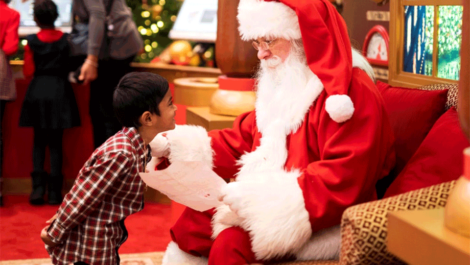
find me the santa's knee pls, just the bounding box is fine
[170,207,214,257]
[208,227,260,265]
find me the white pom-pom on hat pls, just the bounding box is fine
[325,95,355,123]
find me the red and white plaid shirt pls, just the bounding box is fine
[46,127,149,265]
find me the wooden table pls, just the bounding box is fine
[186,107,237,131]
[388,208,470,265]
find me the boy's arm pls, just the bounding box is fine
[47,152,132,244]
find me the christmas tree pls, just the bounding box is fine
[127,0,183,63]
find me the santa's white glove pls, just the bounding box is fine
[219,182,253,216]
[149,133,170,158]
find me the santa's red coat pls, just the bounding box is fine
[164,68,395,261]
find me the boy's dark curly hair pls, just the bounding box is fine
[34,0,59,27]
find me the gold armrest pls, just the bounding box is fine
[340,181,456,265]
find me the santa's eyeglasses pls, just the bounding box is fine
[252,39,279,51]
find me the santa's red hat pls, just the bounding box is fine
[237,0,354,123]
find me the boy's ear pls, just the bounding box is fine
[139,111,156,126]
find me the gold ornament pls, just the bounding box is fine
[151,5,163,20]
[169,41,193,65]
[189,55,201,67]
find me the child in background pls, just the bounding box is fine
[0,0,20,207]
[40,72,177,265]
[19,0,80,205]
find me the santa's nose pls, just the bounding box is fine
[257,49,272,60]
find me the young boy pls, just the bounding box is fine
[40,72,177,265]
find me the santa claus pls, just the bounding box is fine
[157,0,395,264]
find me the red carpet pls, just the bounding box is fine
[0,195,173,261]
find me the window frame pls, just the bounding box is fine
[389,0,461,87]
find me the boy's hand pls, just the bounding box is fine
[40,214,60,247]
[40,226,59,248]
[150,133,170,158]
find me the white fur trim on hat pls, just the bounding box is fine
[237,0,301,41]
[162,241,208,265]
[325,95,355,123]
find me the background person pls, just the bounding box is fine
[19,0,81,205]
[0,0,20,207]
[73,0,143,148]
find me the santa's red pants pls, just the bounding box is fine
[170,208,295,265]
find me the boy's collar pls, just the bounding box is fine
[122,127,146,151]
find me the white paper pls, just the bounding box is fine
[139,160,227,212]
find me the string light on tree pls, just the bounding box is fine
[126,0,182,62]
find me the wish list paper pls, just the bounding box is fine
[139,160,226,212]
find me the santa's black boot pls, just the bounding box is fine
[30,171,47,205]
[48,174,63,205]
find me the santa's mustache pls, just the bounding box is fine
[261,55,282,68]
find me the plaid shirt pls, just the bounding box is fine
[47,127,148,265]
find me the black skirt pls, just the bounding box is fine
[19,33,80,129]
[19,75,80,129]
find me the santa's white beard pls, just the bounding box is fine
[255,47,314,133]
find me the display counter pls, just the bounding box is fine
[131,62,221,83]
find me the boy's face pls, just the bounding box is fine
[155,89,177,132]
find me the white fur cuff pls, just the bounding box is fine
[325,95,355,123]
[212,204,245,239]
[149,134,170,157]
[165,125,214,168]
[236,170,312,260]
